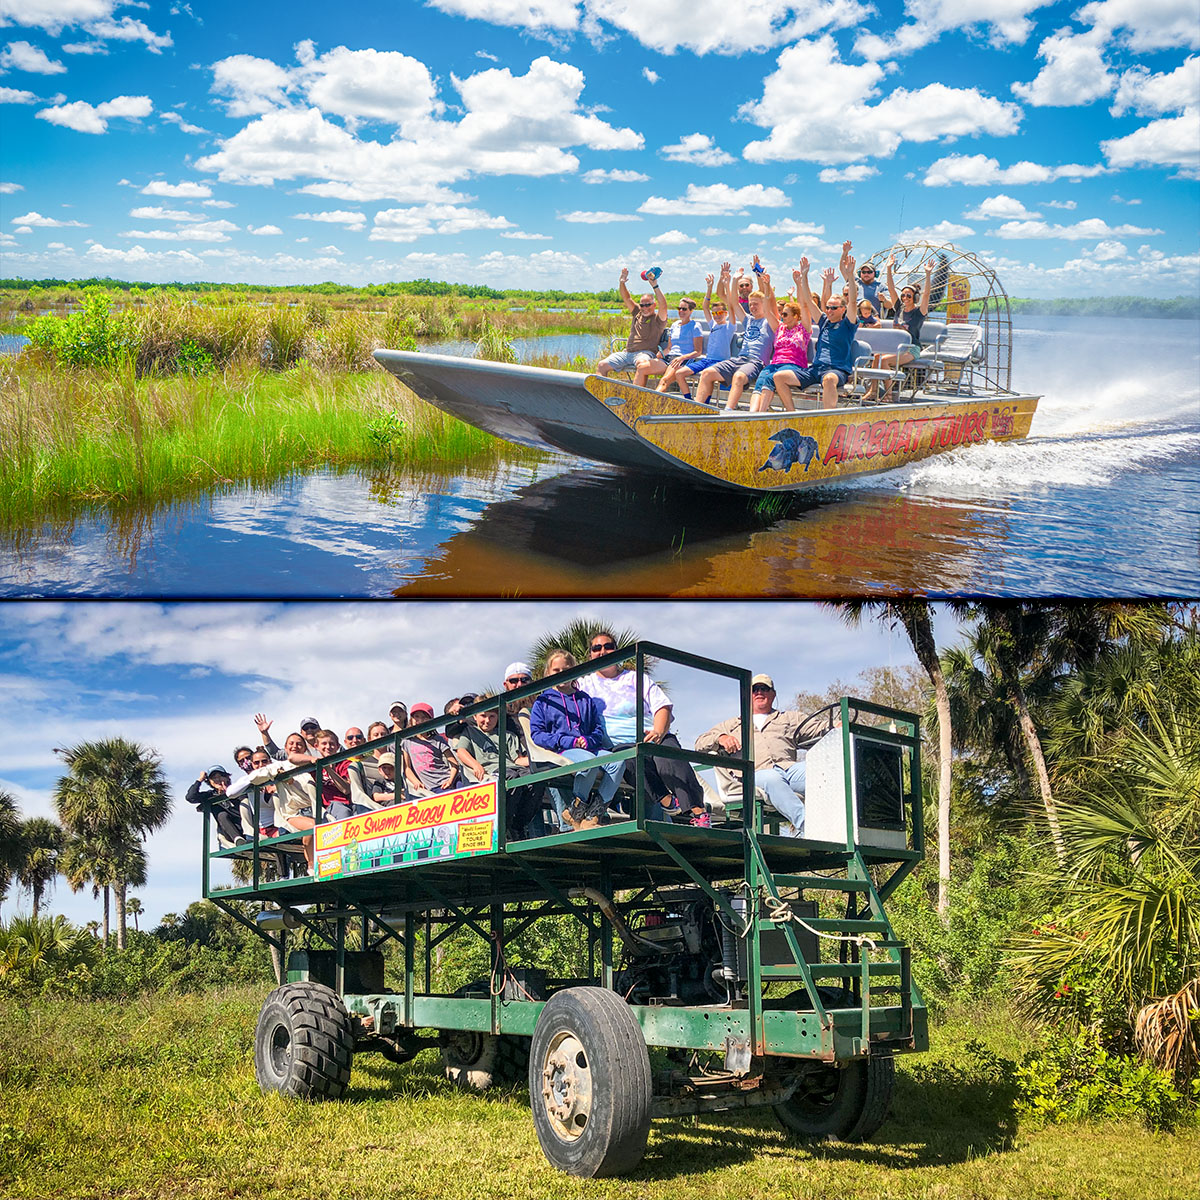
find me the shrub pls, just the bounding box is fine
[887,834,1044,1008]
[475,316,518,364]
[0,914,99,997]
[1015,1026,1191,1130]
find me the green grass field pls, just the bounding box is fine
[1,988,1195,1200]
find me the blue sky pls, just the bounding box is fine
[0,599,936,927]
[0,0,1197,296]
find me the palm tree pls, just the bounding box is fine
[827,601,961,918]
[966,602,1171,862]
[0,788,21,909]
[58,831,118,946]
[526,618,644,678]
[53,738,171,950]
[126,896,143,933]
[15,818,64,920]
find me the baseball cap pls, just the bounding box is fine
[503,661,532,680]
[751,673,775,689]
[377,752,396,768]
[207,764,230,778]
[389,700,407,713]
[299,716,320,730]
[410,702,435,719]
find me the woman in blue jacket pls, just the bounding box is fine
[530,649,624,830]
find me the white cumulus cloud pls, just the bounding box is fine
[990,217,1164,239]
[560,210,640,222]
[247,224,282,235]
[294,209,366,231]
[896,220,977,242]
[855,0,1054,57]
[1110,55,1199,117]
[0,40,66,73]
[659,133,734,167]
[922,153,1108,186]
[35,92,151,133]
[1102,110,1200,176]
[142,180,212,198]
[9,210,86,227]
[648,229,695,244]
[962,194,1041,219]
[198,56,641,201]
[742,36,1021,165]
[639,183,789,216]
[370,204,515,241]
[818,164,879,183]
[582,167,649,183]
[128,205,205,222]
[119,219,239,243]
[1076,0,1200,52]
[1011,27,1115,107]
[0,85,38,103]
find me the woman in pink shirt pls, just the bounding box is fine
[749,259,819,413]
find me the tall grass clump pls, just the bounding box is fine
[475,316,517,364]
[0,358,539,522]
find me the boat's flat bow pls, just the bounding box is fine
[373,350,670,471]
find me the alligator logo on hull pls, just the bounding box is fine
[758,428,820,473]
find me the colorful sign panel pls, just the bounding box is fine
[944,273,971,323]
[313,782,498,882]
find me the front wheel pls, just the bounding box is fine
[254,980,354,1100]
[773,1055,894,1142]
[529,986,652,1178]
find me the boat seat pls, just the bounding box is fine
[851,329,912,398]
[921,322,986,394]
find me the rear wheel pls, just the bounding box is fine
[529,986,652,1178]
[440,1030,530,1089]
[254,980,354,1100]
[773,1055,894,1142]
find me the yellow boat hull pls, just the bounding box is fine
[586,377,1039,492]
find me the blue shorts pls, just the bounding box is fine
[678,356,720,375]
[793,365,849,388]
[708,356,762,385]
[757,363,805,392]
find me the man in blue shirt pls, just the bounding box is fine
[784,253,859,410]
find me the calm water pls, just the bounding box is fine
[1,316,1197,598]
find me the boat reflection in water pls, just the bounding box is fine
[391,465,1008,597]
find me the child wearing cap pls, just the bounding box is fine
[372,752,398,804]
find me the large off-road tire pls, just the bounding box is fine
[529,987,652,1178]
[254,980,354,1100]
[773,1054,894,1143]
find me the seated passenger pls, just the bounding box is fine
[233,746,254,775]
[696,675,834,837]
[856,256,884,312]
[184,765,244,846]
[693,260,776,410]
[597,267,668,377]
[273,732,318,871]
[453,700,547,840]
[389,701,408,733]
[857,298,879,326]
[862,255,934,402]
[372,752,398,804]
[669,264,737,402]
[225,747,280,836]
[580,630,709,826]
[783,256,859,410]
[749,261,819,414]
[633,297,702,387]
[529,649,623,831]
[402,702,464,795]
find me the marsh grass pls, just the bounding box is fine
[0,359,538,524]
[1,988,1196,1200]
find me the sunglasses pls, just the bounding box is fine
[506,675,531,684]
[825,303,844,311]
[345,734,365,742]
[638,301,654,308]
[751,684,773,693]
[589,642,617,653]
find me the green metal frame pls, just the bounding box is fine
[205,646,927,1064]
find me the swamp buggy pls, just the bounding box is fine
[201,643,927,1178]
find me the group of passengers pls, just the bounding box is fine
[185,638,831,876]
[597,243,935,410]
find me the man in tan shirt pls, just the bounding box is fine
[597,266,669,376]
[695,674,834,836]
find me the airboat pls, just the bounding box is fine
[375,244,1039,494]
